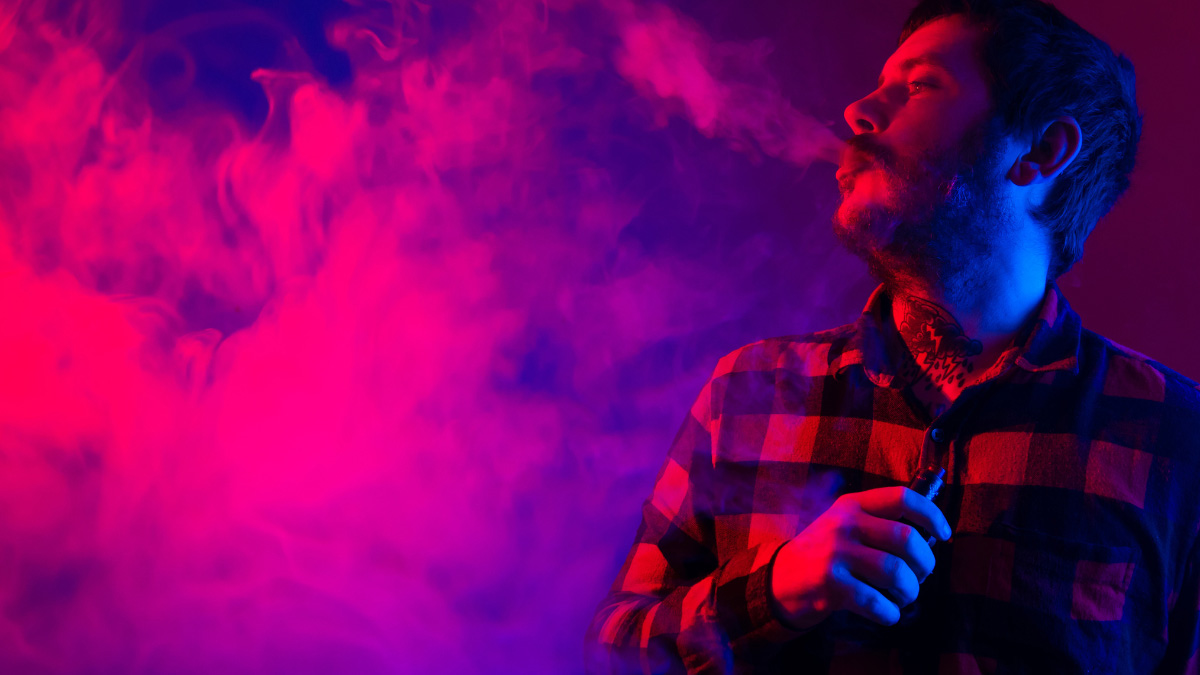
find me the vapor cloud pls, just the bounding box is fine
[0,0,848,672]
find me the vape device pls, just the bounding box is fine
[907,464,946,548]
[889,464,946,626]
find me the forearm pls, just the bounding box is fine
[584,540,810,675]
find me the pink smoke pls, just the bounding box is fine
[0,0,847,672]
[613,1,843,165]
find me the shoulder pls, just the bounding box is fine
[1080,328,1200,410]
[696,325,856,439]
[709,324,857,382]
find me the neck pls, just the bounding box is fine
[886,270,1047,412]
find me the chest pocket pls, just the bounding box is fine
[977,523,1140,673]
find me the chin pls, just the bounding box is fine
[834,199,898,250]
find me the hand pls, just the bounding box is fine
[768,486,952,630]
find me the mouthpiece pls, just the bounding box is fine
[909,464,946,500]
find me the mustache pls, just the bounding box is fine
[843,135,898,171]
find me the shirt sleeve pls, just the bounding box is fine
[1159,533,1200,673]
[583,366,812,675]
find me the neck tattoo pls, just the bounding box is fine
[894,295,983,394]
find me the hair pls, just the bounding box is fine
[899,0,1142,280]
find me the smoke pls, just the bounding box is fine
[0,0,852,672]
[613,1,843,165]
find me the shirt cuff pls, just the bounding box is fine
[711,538,818,652]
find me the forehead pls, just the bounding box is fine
[883,14,988,82]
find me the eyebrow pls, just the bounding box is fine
[877,54,953,88]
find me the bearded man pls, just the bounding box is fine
[585,0,1200,672]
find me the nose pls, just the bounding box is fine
[843,92,888,134]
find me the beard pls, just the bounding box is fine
[832,116,1014,300]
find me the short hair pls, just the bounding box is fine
[899,0,1142,279]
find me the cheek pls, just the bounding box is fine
[891,107,972,161]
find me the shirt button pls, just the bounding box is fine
[931,428,946,443]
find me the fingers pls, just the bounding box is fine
[855,486,952,543]
[853,512,936,584]
[830,562,901,626]
[841,542,921,609]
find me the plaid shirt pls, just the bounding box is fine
[585,282,1200,674]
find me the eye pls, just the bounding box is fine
[907,81,934,94]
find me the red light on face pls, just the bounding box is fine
[835,144,879,186]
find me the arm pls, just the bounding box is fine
[583,370,811,675]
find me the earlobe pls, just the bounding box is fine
[1007,157,1039,187]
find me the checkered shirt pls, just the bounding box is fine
[584,282,1200,674]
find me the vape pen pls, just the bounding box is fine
[887,465,946,626]
[906,464,946,548]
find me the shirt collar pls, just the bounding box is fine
[829,281,1082,387]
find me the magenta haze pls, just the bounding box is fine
[0,0,859,673]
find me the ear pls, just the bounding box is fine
[1007,116,1083,187]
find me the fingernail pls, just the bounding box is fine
[941,524,952,540]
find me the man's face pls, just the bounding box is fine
[833,15,1013,287]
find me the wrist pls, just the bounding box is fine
[768,541,817,632]
[767,540,827,634]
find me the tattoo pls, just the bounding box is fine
[896,296,983,391]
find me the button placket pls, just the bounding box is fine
[918,418,959,469]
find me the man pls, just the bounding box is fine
[585,0,1200,672]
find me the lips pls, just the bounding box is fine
[835,149,873,183]
[835,162,874,190]
[835,165,865,183]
